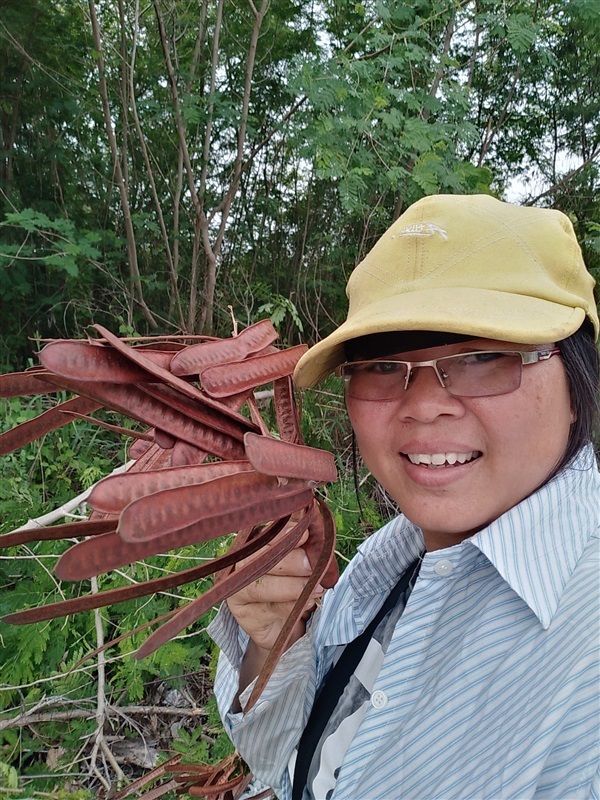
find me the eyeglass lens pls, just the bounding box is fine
[343,351,524,400]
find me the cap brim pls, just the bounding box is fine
[294,288,586,387]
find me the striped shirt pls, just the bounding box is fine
[210,446,600,799]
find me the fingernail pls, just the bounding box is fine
[302,554,311,571]
[314,584,325,595]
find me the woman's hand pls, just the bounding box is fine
[227,529,325,650]
[226,530,325,704]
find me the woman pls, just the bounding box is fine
[209,195,600,799]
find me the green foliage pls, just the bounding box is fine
[173,725,211,765]
[257,292,304,337]
[0,0,599,794]
[0,760,19,790]
[0,396,228,793]
[1,0,597,358]
[0,208,125,370]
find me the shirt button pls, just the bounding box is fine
[371,690,388,709]
[434,559,453,576]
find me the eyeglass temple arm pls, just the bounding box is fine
[520,348,560,365]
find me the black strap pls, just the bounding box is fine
[291,557,422,800]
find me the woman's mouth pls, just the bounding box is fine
[404,451,482,468]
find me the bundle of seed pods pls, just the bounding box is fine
[0,320,338,799]
[110,752,271,799]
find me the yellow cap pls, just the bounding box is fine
[294,194,598,387]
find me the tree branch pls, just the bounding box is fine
[524,150,600,206]
[129,0,185,330]
[200,0,269,332]
[87,0,157,328]
[0,704,211,733]
[8,460,133,533]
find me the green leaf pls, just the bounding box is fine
[411,151,443,194]
[0,760,19,789]
[4,208,52,233]
[506,14,539,53]
[41,253,79,277]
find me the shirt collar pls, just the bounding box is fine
[322,519,423,645]
[333,446,599,641]
[348,518,424,599]
[469,445,600,629]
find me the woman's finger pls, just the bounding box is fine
[229,574,319,606]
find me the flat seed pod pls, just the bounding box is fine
[125,440,174,473]
[139,383,253,442]
[169,319,278,376]
[130,348,178,370]
[88,460,252,514]
[93,324,254,428]
[153,428,177,449]
[303,499,339,588]
[55,489,313,578]
[245,498,336,711]
[170,440,207,466]
[100,334,216,346]
[129,437,154,460]
[274,375,301,443]
[40,340,153,383]
[37,375,246,459]
[0,369,59,398]
[200,345,308,398]
[135,508,313,659]
[0,518,116,549]
[1,321,339,722]
[244,431,337,484]
[117,471,312,542]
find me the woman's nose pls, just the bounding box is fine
[397,365,465,422]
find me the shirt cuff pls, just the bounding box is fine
[209,602,319,723]
[207,600,250,670]
[210,606,320,797]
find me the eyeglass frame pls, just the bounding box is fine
[335,347,561,400]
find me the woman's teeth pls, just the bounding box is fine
[406,451,479,467]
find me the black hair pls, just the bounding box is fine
[344,330,475,361]
[555,322,600,472]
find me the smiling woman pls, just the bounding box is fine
[210,195,600,800]
[346,336,575,551]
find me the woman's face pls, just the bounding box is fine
[346,337,574,551]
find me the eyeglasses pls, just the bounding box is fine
[336,348,561,401]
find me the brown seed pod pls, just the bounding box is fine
[1,321,341,799]
[88,460,253,515]
[1,322,338,685]
[170,318,279,376]
[244,431,337,484]
[0,368,59,398]
[0,395,103,454]
[200,345,308,397]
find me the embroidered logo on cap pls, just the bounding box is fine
[392,223,449,240]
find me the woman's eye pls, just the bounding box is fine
[370,361,403,375]
[460,351,505,366]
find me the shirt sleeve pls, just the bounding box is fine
[208,603,321,798]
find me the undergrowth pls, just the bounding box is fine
[0,384,385,796]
